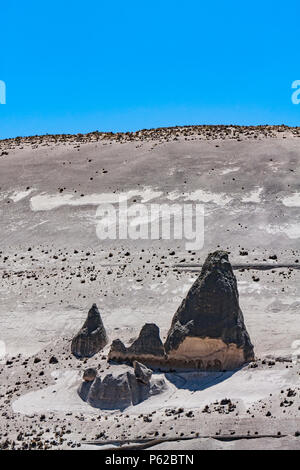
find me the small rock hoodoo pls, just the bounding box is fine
[71,304,108,358]
[108,323,165,366]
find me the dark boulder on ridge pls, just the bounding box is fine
[164,250,254,370]
[71,304,108,358]
[108,323,165,367]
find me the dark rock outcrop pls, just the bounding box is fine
[88,374,132,409]
[71,304,108,358]
[164,250,254,370]
[108,323,165,367]
[78,364,166,410]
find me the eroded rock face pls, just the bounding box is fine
[71,304,108,358]
[133,360,152,384]
[108,323,165,367]
[78,364,166,410]
[164,250,254,370]
[88,374,132,409]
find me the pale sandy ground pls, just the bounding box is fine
[0,126,300,450]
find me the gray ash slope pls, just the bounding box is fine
[1,124,300,252]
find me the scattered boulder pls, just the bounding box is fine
[83,368,97,382]
[49,356,58,364]
[108,323,165,367]
[164,250,254,370]
[71,304,108,358]
[78,364,166,410]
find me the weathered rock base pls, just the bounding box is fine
[78,364,166,410]
[108,333,252,372]
[163,337,248,371]
[108,351,167,368]
[108,344,248,371]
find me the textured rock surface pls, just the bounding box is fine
[108,323,165,367]
[78,365,166,410]
[164,250,254,370]
[71,304,108,358]
[133,360,152,384]
[83,368,97,382]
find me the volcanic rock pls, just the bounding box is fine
[78,365,166,410]
[164,250,254,370]
[71,304,108,358]
[108,323,165,367]
[133,360,152,384]
[87,374,132,409]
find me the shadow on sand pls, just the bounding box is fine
[165,367,242,392]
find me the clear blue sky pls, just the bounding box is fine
[1,1,299,139]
